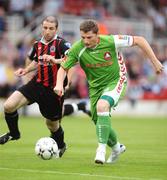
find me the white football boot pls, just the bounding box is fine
[94,144,106,164]
[106,143,126,163]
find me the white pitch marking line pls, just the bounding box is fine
[0,167,162,180]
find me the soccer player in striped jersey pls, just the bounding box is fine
[54,20,164,164]
[0,16,91,157]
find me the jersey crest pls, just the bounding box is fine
[104,52,111,60]
[50,45,55,52]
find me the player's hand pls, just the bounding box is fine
[153,60,164,74]
[64,82,72,91]
[54,86,64,96]
[14,68,28,77]
[43,54,63,64]
[62,56,67,63]
[43,54,53,63]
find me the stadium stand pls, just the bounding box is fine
[0,0,167,102]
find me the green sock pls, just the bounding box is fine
[107,127,117,147]
[96,115,111,144]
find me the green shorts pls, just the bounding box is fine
[90,81,127,124]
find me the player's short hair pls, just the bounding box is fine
[42,16,58,28]
[80,20,98,34]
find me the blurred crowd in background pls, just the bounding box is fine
[0,0,167,105]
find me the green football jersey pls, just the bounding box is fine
[61,35,132,98]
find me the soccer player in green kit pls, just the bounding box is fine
[53,20,164,164]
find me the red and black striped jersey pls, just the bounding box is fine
[28,35,70,88]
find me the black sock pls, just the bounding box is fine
[63,104,74,116]
[5,111,20,139]
[50,126,65,149]
[77,102,86,111]
[78,102,92,116]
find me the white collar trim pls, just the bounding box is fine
[40,34,58,44]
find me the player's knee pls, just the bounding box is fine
[46,119,60,132]
[97,99,110,112]
[4,101,16,113]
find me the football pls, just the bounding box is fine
[35,137,59,160]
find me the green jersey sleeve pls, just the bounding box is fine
[61,41,81,69]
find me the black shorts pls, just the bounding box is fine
[18,80,64,121]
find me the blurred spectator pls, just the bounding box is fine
[98,21,109,35]
[0,6,6,34]
[0,32,18,67]
[99,0,112,17]
[9,0,33,14]
[43,0,64,16]
[0,32,19,97]
[125,49,143,106]
[114,0,131,18]
[81,1,106,19]
[147,6,166,37]
[16,37,35,68]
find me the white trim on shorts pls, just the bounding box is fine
[102,53,127,106]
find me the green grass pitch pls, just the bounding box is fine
[0,115,167,180]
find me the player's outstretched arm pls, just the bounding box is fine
[14,60,38,77]
[54,67,68,96]
[133,36,164,74]
[23,57,37,83]
[65,67,75,91]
